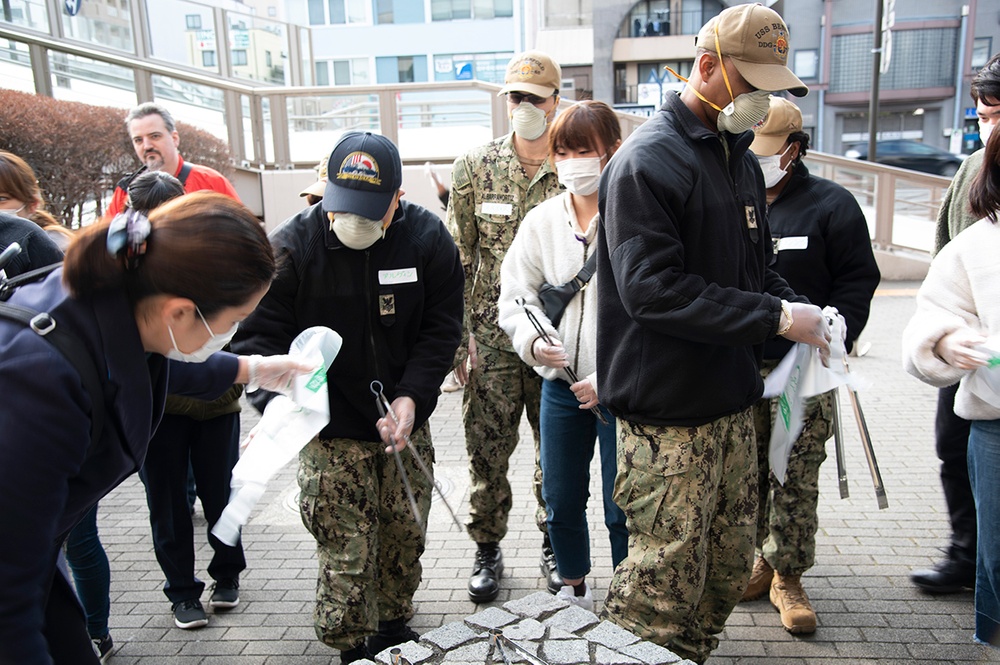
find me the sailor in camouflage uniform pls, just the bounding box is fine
[446,50,565,603]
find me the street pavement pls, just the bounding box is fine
[94,281,1000,664]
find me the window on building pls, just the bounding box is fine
[268,6,277,17]
[266,51,273,67]
[202,50,216,68]
[185,14,202,30]
[308,0,366,25]
[232,49,248,66]
[317,58,371,86]
[545,0,592,27]
[432,0,512,20]
[972,37,992,70]
[376,55,427,83]
[793,49,819,80]
[374,0,424,24]
[831,28,958,94]
[433,52,512,83]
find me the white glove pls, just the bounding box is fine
[245,354,313,394]
[532,337,568,369]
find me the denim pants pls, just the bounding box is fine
[539,378,627,580]
[64,504,110,638]
[968,419,1000,646]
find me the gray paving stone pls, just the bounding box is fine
[502,591,569,619]
[618,641,682,664]
[441,640,490,662]
[542,605,600,634]
[421,621,479,650]
[374,641,434,664]
[464,607,518,631]
[594,645,643,665]
[541,638,590,664]
[501,618,546,641]
[584,621,642,649]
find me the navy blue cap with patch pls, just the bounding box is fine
[322,131,402,220]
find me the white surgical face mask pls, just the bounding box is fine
[331,211,385,250]
[980,121,994,147]
[166,307,238,363]
[757,145,792,189]
[556,156,604,196]
[511,102,549,141]
[717,89,772,134]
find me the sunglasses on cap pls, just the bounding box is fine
[507,91,553,106]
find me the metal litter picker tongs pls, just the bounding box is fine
[515,298,609,425]
[370,381,464,535]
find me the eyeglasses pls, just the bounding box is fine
[507,91,552,106]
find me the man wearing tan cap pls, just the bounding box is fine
[446,50,565,603]
[299,154,329,207]
[597,5,832,662]
[742,96,880,634]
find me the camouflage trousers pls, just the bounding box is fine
[463,340,546,544]
[602,410,757,664]
[752,362,833,575]
[297,425,433,651]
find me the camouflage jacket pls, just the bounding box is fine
[446,133,563,354]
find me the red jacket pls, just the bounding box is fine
[104,156,239,219]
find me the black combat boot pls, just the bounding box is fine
[367,617,420,655]
[468,542,504,603]
[339,640,371,664]
[540,533,564,594]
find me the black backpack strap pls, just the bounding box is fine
[177,161,193,186]
[0,262,62,301]
[574,250,599,287]
[0,302,105,443]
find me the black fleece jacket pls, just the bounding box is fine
[232,200,464,441]
[763,162,880,358]
[597,92,802,427]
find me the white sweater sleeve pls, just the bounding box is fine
[902,242,978,387]
[499,217,560,367]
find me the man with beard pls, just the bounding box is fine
[105,102,238,218]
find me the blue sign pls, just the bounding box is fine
[64,0,81,16]
[455,62,473,81]
[965,107,978,120]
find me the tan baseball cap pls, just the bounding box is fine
[696,3,808,97]
[750,96,803,156]
[299,153,329,198]
[498,50,562,98]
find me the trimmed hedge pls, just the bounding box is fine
[0,88,233,227]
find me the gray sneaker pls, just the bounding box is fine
[209,578,240,609]
[172,599,208,629]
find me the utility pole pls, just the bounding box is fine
[866,0,884,163]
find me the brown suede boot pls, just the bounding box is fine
[742,557,774,601]
[770,571,817,634]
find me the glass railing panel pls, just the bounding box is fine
[146,0,219,73]
[285,93,380,164]
[49,51,136,109]
[0,38,36,93]
[395,89,494,159]
[1,0,49,33]
[152,74,227,142]
[61,0,134,53]
[229,11,288,85]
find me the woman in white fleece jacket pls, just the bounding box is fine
[903,130,1000,647]
[498,101,625,610]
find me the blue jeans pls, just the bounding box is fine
[64,503,110,638]
[969,420,1000,646]
[539,378,627,580]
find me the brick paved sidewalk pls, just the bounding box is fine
[94,283,1000,664]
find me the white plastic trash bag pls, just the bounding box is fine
[762,309,852,484]
[212,327,342,546]
[967,337,1000,409]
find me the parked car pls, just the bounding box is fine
[844,139,965,177]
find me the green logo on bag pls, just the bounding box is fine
[305,367,327,393]
[778,393,791,428]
